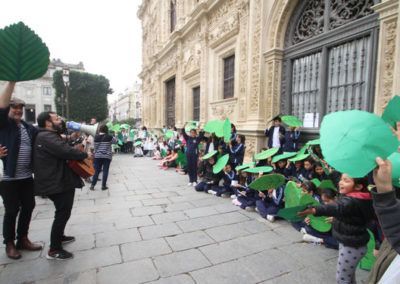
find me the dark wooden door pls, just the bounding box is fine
[165,78,175,127]
[192,86,200,121]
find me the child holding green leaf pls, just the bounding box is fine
[298,174,375,284]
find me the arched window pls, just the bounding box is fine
[281,0,379,129]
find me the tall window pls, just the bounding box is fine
[44,104,52,111]
[223,55,235,99]
[193,87,200,121]
[170,0,176,33]
[42,86,52,96]
[165,78,176,127]
[281,0,378,129]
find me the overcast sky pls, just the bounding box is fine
[0,0,143,99]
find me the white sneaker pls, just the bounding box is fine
[245,206,255,212]
[232,199,242,206]
[255,207,259,213]
[221,193,231,198]
[187,182,193,186]
[192,182,197,187]
[300,227,307,235]
[302,234,323,244]
[208,190,217,195]
[230,194,236,199]
[266,215,275,222]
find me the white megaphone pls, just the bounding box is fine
[66,121,98,136]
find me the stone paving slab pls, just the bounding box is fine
[0,155,370,283]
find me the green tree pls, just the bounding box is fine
[53,70,112,122]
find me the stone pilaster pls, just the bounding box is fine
[373,0,399,114]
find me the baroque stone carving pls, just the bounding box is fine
[380,21,397,111]
[211,100,236,120]
[292,0,325,44]
[238,1,248,121]
[208,0,236,28]
[208,13,239,45]
[244,136,256,160]
[250,0,262,111]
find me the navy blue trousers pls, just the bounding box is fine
[186,153,198,183]
[255,200,280,218]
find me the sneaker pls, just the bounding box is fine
[266,215,275,222]
[101,186,109,190]
[187,182,193,186]
[192,182,197,187]
[208,190,217,195]
[221,193,231,198]
[61,235,76,244]
[300,227,307,235]
[46,249,73,260]
[230,194,236,199]
[89,186,95,191]
[245,206,255,212]
[232,199,242,206]
[302,234,323,244]
[255,207,259,213]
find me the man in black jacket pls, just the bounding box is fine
[0,82,42,259]
[34,111,88,260]
[264,116,285,152]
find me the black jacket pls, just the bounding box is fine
[372,190,400,254]
[197,160,222,184]
[33,128,87,196]
[182,128,204,155]
[315,194,375,247]
[265,126,285,149]
[0,107,37,177]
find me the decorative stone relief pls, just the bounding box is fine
[238,1,249,121]
[244,136,256,160]
[380,20,397,112]
[249,0,262,112]
[208,13,239,46]
[210,99,237,120]
[208,0,236,28]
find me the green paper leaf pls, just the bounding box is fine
[308,215,332,233]
[306,139,320,146]
[319,179,337,191]
[311,178,321,188]
[298,145,309,155]
[289,153,310,162]
[165,130,174,139]
[235,162,255,171]
[254,148,279,160]
[176,150,187,167]
[120,124,130,129]
[223,118,231,143]
[185,121,198,134]
[299,194,320,207]
[129,129,135,138]
[320,110,399,178]
[213,154,229,174]
[244,166,273,174]
[382,95,400,128]
[358,229,376,271]
[204,120,223,135]
[112,124,121,132]
[277,205,307,222]
[281,115,303,127]
[134,141,142,146]
[249,174,286,191]
[202,150,217,160]
[272,152,297,163]
[388,152,400,187]
[0,22,50,81]
[284,181,303,208]
[106,122,113,129]
[161,148,167,157]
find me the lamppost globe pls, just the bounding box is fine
[62,68,70,119]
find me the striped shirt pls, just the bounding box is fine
[94,133,117,160]
[3,124,32,180]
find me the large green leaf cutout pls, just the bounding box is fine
[308,215,332,233]
[249,174,285,191]
[359,229,376,271]
[0,22,50,81]
[284,181,303,208]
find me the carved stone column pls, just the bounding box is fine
[373,0,399,115]
[175,40,183,127]
[199,17,209,125]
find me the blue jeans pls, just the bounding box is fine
[91,158,111,187]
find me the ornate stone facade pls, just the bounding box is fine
[138,0,400,160]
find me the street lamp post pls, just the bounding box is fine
[62,68,70,119]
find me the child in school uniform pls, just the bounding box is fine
[298,174,375,284]
[298,159,314,181]
[235,173,259,211]
[312,162,328,181]
[195,156,222,193]
[209,164,236,197]
[283,127,300,152]
[228,134,245,169]
[255,185,285,222]
[301,187,339,249]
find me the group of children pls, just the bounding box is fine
[150,117,389,284]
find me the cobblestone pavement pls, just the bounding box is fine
[0,155,369,283]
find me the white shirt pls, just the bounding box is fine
[272,127,280,148]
